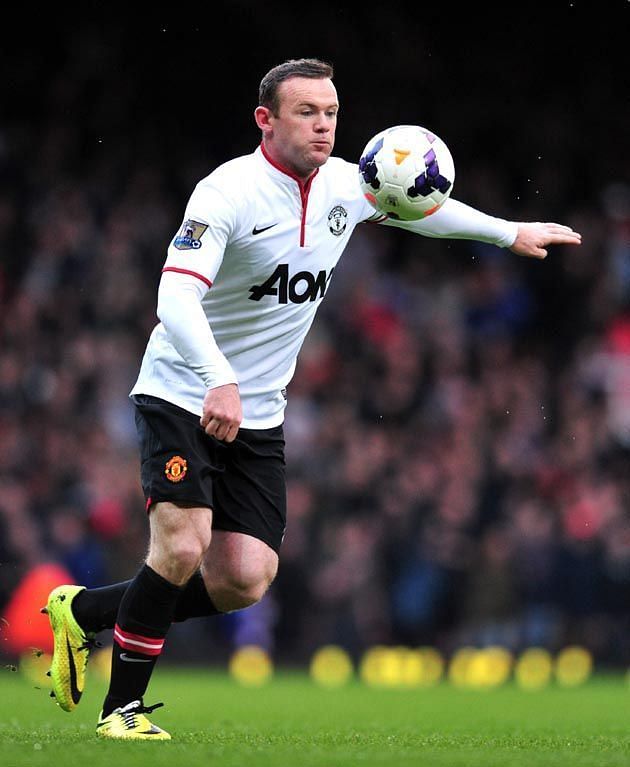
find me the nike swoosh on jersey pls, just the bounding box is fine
[66,634,82,705]
[119,653,153,663]
[252,223,278,235]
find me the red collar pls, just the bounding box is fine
[259,141,319,191]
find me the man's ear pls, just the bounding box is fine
[254,106,273,134]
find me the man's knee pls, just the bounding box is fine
[147,502,213,585]
[202,530,279,611]
[162,539,207,574]
[207,561,277,611]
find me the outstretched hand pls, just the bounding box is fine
[510,222,582,259]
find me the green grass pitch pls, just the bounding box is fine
[0,668,629,766]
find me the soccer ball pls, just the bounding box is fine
[358,125,455,220]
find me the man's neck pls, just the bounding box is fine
[260,140,316,184]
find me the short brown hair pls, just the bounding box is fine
[258,58,334,116]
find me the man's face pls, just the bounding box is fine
[259,77,338,179]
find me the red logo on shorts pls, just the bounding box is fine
[165,455,188,483]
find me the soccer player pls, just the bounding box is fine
[43,58,581,740]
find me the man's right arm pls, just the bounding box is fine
[158,173,244,442]
[157,271,242,442]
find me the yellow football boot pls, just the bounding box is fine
[42,584,94,711]
[96,700,171,740]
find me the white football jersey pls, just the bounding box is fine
[131,144,517,428]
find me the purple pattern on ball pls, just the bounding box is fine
[407,148,452,198]
[359,137,384,190]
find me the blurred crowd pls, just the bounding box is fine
[1,16,629,667]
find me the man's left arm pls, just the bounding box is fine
[378,197,581,256]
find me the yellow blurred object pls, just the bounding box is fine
[310,645,353,687]
[554,646,593,687]
[19,649,52,688]
[359,646,420,688]
[415,647,445,687]
[88,645,113,682]
[514,647,553,690]
[228,645,273,687]
[396,647,445,687]
[360,646,445,688]
[448,647,477,688]
[397,648,424,687]
[359,645,390,687]
[467,647,513,689]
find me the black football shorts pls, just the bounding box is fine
[132,394,287,553]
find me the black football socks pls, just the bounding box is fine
[72,569,222,633]
[172,569,223,620]
[72,582,130,634]
[102,564,182,717]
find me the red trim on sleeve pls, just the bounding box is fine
[162,267,213,288]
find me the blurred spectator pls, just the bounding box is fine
[1,15,629,667]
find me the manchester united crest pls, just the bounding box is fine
[327,205,348,236]
[165,455,188,482]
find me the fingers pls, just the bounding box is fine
[224,423,240,443]
[199,383,242,443]
[199,416,240,443]
[550,234,581,245]
[512,221,581,259]
[541,223,582,244]
[543,222,575,232]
